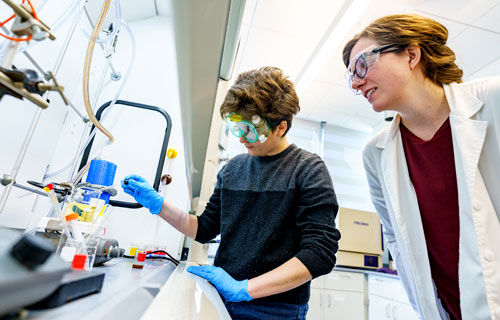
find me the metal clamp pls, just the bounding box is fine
[3,0,56,41]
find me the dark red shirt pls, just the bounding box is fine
[400,118,461,320]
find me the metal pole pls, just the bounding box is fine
[0,7,83,213]
[22,51,50,80]
[12,183,49,198]
[0,109,43,212]
[320,121,326,159]
[66,100,90,122]
[0,25,21,68]
[0,38,20,68]
[66,60,111,182]
[20,35,89,122]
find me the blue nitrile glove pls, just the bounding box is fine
[121,174,164,214]
[187,265,253,302]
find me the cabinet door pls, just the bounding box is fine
[325,271,365,293]
[368,294,392,320]
[324,290,365,320]
[391,300,418,320]
[308,288,324,320]
[368,275,399,298]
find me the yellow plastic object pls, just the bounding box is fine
[167,148,178,159]
[129,247,138,256]
[66,202,95,223]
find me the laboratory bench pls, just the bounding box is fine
[26,258,230,320]
[26,258,175,319]
[24,257,415,320]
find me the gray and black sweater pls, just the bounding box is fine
[195,144,341,305]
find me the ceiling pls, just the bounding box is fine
[234,0,500,132]
[89,0,500,133]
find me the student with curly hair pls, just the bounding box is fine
[122,67,340,319]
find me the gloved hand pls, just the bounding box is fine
[187,265,253,302]
[121,174,164,214]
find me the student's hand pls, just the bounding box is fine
[187,265,253,302]
[121,174,164,214]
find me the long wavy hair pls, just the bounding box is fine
[342,14,463,85]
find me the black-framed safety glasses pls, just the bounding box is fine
[346,43,407,95]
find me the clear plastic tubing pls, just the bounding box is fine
[78,0,121,44]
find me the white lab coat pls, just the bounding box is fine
[363,76,500,320]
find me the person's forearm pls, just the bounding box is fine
[158,200,198,239]
[247,257,312,299]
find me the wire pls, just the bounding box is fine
[147,250,180,265]
[123,252,180,266]
[0,33,32,41]
[0,14,16,27]
[0,0,80,56]
[0,0,38,42]
[146,256,179,266]
[25,0,38,20]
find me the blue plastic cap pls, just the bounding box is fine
[86,159,117,186]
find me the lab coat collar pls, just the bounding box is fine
[375,82,484,150]
[376,113,401,149]
[444,82,484,118]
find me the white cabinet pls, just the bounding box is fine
[308,271,366,320]
[367,275,418,320]
[368,294,393,319]
[307,270,419,320]
[309,288,325,320]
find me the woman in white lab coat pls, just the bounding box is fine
[342,14,500,320]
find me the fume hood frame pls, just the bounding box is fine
[78,99,172,209]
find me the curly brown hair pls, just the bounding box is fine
[342,14,463,85]
[219,67,300,135]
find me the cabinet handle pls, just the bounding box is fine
[393,305,398,320]
[328,294,331,307]
[319,293,322,307]
[386,304,391,318]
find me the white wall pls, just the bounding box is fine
[288,118,376,212]
[0,4,188,258]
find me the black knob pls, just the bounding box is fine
[109,248,120,258]
[10,234,54,270]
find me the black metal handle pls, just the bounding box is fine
[78,100,172,208]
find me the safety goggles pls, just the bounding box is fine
[346,43,406,95]
[225,113,271,143]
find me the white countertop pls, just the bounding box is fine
[334,266,400,279]
[141,262,231,320]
